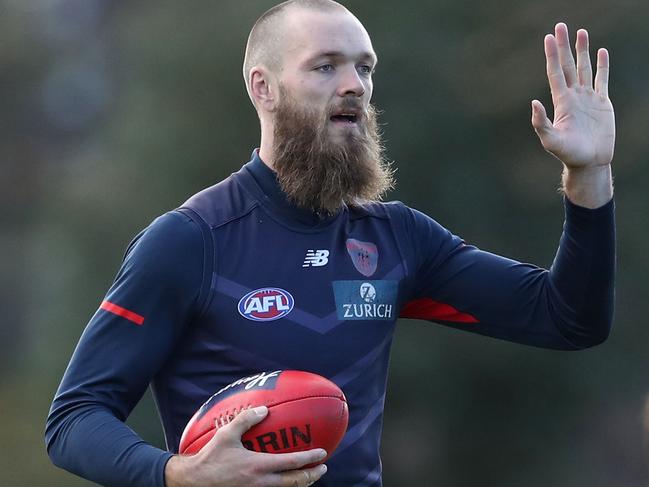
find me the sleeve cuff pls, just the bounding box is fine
[564,195,615,217]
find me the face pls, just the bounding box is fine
[273,8,377,143]
[264,8,392,214]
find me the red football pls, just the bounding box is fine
[178,370,348,463]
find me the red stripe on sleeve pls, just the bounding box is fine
[400,297,479,323]
[100,300,145,326]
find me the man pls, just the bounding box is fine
[46,0,616,486]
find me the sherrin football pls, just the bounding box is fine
[178,370,349,462]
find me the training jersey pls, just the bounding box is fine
[46,150,615,487]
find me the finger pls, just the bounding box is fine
[218,406,268,443]
[272,464,328,487]
[594,48,609,97]
[575,28,592,87]
[544,34,567,100]
[258,448,328,472]
[554,22,577,87]
[531,100,559,152]
[531,100,552,133]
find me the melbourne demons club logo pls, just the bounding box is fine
[345,238,378,277]
[238,288,295,322]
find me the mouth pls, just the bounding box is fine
[329,113,359,125]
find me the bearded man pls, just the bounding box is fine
[46,0,616,486]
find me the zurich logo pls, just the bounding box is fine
[360,282,377,303]
[238,288,294,322]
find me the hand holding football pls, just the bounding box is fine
[179,370,349,464]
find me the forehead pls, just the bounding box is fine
[280,8,376,66]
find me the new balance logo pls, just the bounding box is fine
[302,249,329,267]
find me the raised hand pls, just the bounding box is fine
[531,23,615,170]
[531,22,614,208]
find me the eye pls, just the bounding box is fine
[316,64,334,73]
[358,64,375,76]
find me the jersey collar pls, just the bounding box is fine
[239,149,344,230]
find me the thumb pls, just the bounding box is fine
[530,100,557,148]
[217,406,269,444]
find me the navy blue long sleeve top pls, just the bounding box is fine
[46,151,615,486]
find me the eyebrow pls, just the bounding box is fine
[304,50,378,66]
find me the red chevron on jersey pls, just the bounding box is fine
[400,297,478,323]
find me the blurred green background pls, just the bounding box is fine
[2,0,648,485]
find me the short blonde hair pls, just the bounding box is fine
[242,0,349,102]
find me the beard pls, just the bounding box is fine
[271,85,394,215]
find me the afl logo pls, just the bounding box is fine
[238,288,295,322]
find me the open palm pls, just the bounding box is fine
[532,23,615,169]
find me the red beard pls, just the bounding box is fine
[272,86,394,215]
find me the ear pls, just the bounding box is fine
[249,67,277,112]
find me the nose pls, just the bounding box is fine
[337,66,366,98]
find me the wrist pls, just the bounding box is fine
[561,163,613,209]
[165,454,190,487]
